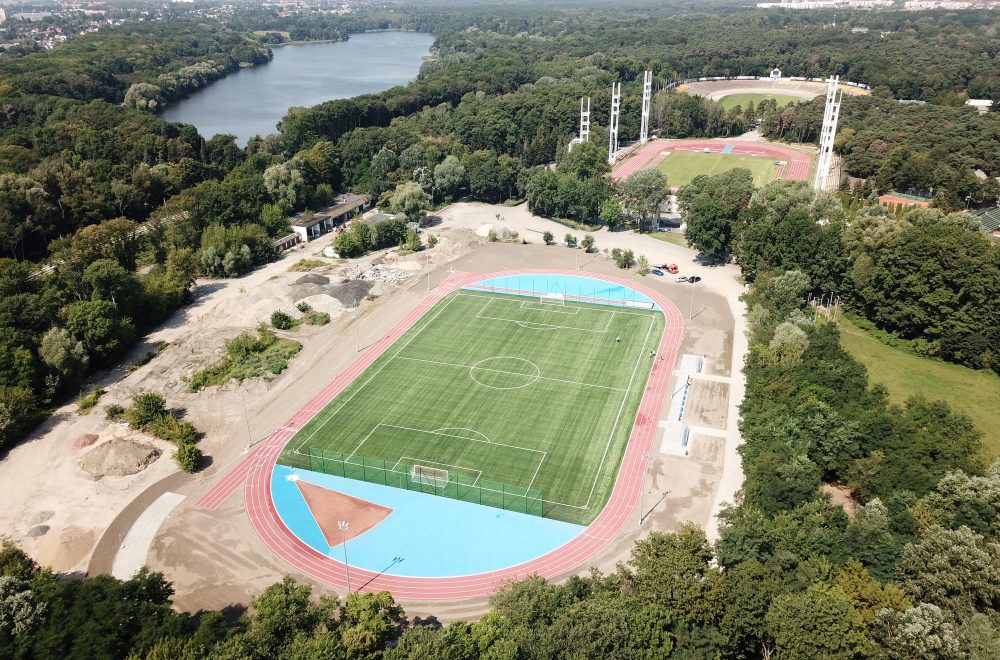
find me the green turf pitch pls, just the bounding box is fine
[278,289,665,524]
[657,151,779,187]
[717,92,805,111]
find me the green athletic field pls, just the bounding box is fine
[657,151,779,187]
[717,92,804,111]
[278,289,664,525]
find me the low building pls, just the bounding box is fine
[290,193,372,242]
[975,207,1000,238]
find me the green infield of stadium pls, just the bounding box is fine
[658,150,779,187]
[277,289,665,526]
[717,92,805,111]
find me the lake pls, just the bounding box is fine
[159,32,435,144]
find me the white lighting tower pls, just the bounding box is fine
[608,82,621,164]
[814,75,842,192]
[640,70,652,144]
[567,97,591,152]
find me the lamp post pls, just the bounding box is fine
[338,520,351,593]
[688,279,698,320]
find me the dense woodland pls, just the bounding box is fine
[1,3,999,657]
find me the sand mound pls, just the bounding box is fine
[395,260,423,272]
[74,433,99,449]
[475,223,494,238]
[296,294,344,315]
[80,438,161,478]
[294,273,330,286]
[34,526,95,572]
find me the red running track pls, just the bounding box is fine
[612,138,813,183]
[194,269,684,600]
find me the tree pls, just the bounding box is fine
[564,234,578,248]
[263,159,308,211]
[433,156,466,201]
[872,604,961,660]
[581,235,595,253]
[767,321,809,366]
[600,199,623,226]
[765,583,868,660]
[0,386,42,448]
[679,168,753,257]
[0,576,46,637]
[611,248,636,269]
[340,590,404,658]
[63,299,135,365]
[558,141,611,179]
[636,255,651,276]
[38,327,88,392]
[618,169,668,233]
[388,181,431,224]
[896,525,1000,619]
[542,231,554,245]
[626,525,720,627]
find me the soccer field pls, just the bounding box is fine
[278,289,665,525]
[717,92,805,111]
[658,150,779,187]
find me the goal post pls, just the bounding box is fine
[411,464,449,489]
[539,292,566,305]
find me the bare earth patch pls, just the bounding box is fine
[822,483,857,518]
[74,433,99,449]
[80,438,161,479]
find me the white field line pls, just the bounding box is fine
[394,354,626,393]
[525,451,547,493]
[291,294,461,456]
[456,290,656,319]
[579,315,657,510]
[520,300,581,315]
[476,310,615,334]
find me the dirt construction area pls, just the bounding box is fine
[1,202,746,619]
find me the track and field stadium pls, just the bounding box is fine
[195,270,683,598]
[611,138,814,185]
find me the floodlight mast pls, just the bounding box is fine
[814,75,842,191]
[580,96,590,143]
[639,70,652,145]
[608,82,621,164]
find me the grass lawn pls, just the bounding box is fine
[839,317,1000,460]
[279,289,664,524]
[648,231,689,248]
[658,151,779,187]
[717,92,805,111]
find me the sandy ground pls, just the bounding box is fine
[4,201,748,620]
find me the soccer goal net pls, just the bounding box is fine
[411,465,449,488]
[540,293,566,305]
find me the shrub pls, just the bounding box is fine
[271,310,295,330]
[581,235,596,253]
[637,255,651,276]
[125,392,167,429]
[148,414,201,445]
[77,387,105,413]
[543,231,554,245]
[487,228,498,242]
[105,404,126,421]
[565,234,578,248]
[295,301,312,313]
[174,441,203,473]
[304,311,330,326]
[427,233,439,248]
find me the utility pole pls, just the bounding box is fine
[639,453,652,526]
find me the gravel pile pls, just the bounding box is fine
[345,265,411,285]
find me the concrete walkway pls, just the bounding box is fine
[111,491,186,579]
[438,203,747,542]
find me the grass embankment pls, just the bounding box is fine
[717,92,804,111]
[647,231,690,248]
[189,325,302,392]
[839,317,1000,460]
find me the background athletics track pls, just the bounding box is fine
[194,269,684,600]
[611,138,814,183]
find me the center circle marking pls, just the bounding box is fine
[469,357,541,390]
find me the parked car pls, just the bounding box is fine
[651,268,664,276]
[658,263,679,274]
[688,275,702,283]
[676,275,688,283]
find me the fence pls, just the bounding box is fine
[307,448,545,517]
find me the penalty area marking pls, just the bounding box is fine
[475,298,616,333]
